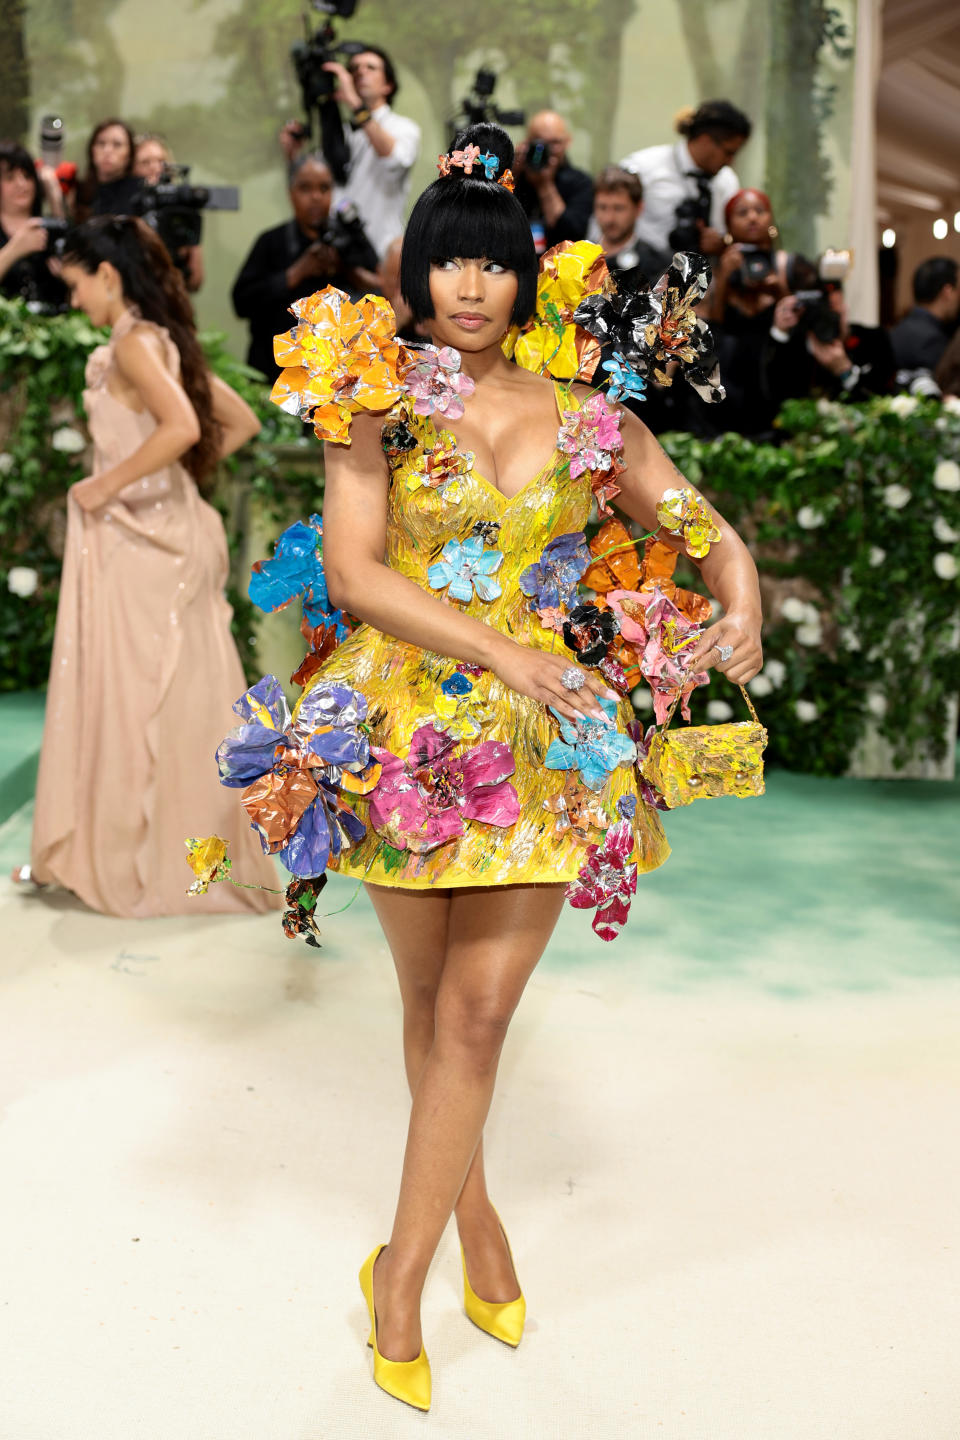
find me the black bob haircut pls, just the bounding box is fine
[400,123,537,328]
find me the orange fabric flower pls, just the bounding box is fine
[271,287,411,445]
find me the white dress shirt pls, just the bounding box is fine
[617,140,740,258]
[337,105,421,260]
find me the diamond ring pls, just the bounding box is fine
[560,666,586,692]
[713,643,734,663]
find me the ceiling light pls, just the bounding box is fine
[881,228,896,248]
[933,217,948,240]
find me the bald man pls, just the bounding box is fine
[513,109,594,254]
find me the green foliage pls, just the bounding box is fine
[0,298,316,691]
[661,395,960,775]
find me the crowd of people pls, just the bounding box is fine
[2,58,960,444]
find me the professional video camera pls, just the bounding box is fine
[447,68,525,148]
[132,165,239,273]
[290,0,363,185]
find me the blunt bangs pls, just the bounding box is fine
[400,179,538,327]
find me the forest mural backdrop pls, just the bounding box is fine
[1,0,855,352]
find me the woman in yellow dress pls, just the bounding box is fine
[222,123,763,1410]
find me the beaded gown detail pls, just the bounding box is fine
[31,312,280,915]
[299,383,671,889]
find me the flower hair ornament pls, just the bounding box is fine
[437,145,515,190]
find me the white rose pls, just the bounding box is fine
[868,546,886,567]
[816,398,838,417]
[631,686,653,713]
[51,426,87,454]
[747,674,773,697]
[888,394,919,418]
[883,483,912,510]
[0,452,14,475]
[780,596,808,623]
[709,598,723,619]
[933,516,960,543]
[941,395,960,416]
[933,459,960,492]
[796,505,826,529]
[795,622,823,647]
[706,699,734,721]
[764,658,787,688]
[866,691,887,718]
[7,566,39,598]
[933,552,959,580]
[795,699,819,723]
[840,627,861,652]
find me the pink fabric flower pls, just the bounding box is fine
[566,818,637,940]
[369,723,519,853]
[402,346,476,419]
[556,392,624,480]
[607,585,709,724]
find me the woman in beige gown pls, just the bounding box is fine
[27,216,279,916]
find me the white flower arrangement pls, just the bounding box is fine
[882,483,911,510]
[763,658,787,687]
[865,691,888,718]
[888,394,919,418]
[933,459,960,492]
[50,426,87,455]
[747,674,773,697]
[795,622,823,646]
[795,699,819,723]
[933,516,960,544]
[868,546,886,567]
[933,552,959,580]
[0,452,14,475]
[630,686,653,714]
[705,699,733,721]
[7,566,39,598]
[796,505,826,529]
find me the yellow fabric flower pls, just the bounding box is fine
[184,835,231,895]
[503,240,608,381]
[271,286,410,445]
[655,486,722,560]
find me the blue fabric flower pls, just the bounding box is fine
[441,672,474,697]
[428,535,503,603]
[519,531,590,612]
[602,353,646,403]
[248,514,349,638]
[544,696,637,792]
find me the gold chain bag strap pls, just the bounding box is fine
[640,681,769,808]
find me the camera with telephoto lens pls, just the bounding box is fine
[525,140,549,173]
[447,67,525,147]
[790,249,851,345]
[668,189,712,253]
[319,198,368,256]
[132,164,239,273]
[39,217,70,255]
[291,0,361,110]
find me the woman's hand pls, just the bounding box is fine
[69,475,112,512]
[489,636,618,724]
[808,334,851,377]
[685,609,763,687]
[772,295,802,333]
[4,219,48,262]
[717,242,744,279]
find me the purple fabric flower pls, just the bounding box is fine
[403,345,476,419]
[216,675,376,877]
[629,720,670,812]
[566,817,638,941]
[519,531,590,612]
[369,723,520,854]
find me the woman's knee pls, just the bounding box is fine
[434,992,515,1072]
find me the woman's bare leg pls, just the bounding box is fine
[367,885,517,1305]
[368,883,566,1360]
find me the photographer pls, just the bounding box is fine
[768,265,894,409]
[513,110,593,253]
[589,166,663,289]
[0,141,67,309]
[232,152,380,379]
[281,45,419,259]
[74,118,143,223]
[619,100,751,272]
[890,257,959,380]
[133,134,204,293]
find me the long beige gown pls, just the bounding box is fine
[31,312,281,916]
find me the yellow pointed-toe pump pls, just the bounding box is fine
[358,1246,431,1412]
[461,1220,526,1348]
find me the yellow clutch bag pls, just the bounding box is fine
[640,683,768,808]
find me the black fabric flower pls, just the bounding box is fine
[471,519,502,545]
[381,415,418,457]
[574,251,724,404]
[282,873,328,947]
[562,602,620,667]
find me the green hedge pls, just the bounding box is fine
[2,297,958,775]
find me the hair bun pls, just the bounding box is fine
[448,121,515,178]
